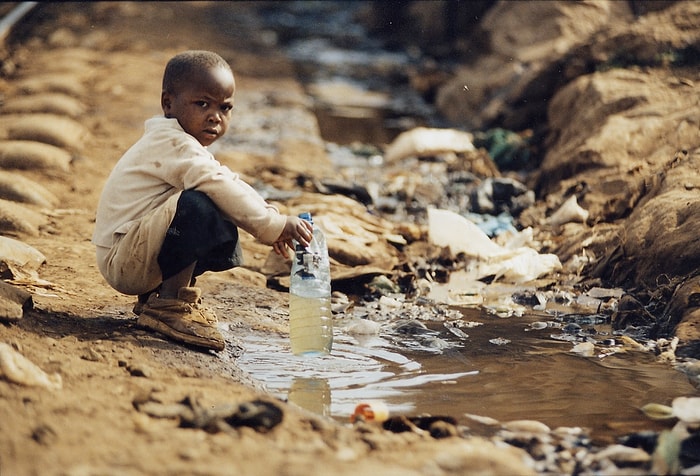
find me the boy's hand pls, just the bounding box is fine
[272,216,314,259]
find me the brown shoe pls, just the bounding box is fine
[137,287,225,351]
[133,287,160,315]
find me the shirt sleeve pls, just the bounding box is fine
[160,134,287,245]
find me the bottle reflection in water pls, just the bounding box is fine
[288,377,331,417]
[289,212,333,356]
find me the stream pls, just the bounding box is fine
[229,1,697,447]
[237,304,696,445]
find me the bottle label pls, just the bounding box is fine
[295,248,322,279]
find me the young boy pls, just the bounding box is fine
[92,50,313,352]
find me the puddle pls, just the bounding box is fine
[237,307,696,444]
[237,330,476,418]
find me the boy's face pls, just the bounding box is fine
[161,66,235,147]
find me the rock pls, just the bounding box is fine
[594,443,651,464]
[619,154,700,288]
[15,47,102,76]
[571,341,595,357]
[432,438,537,476]
[435,0,632,129]
[543,67,699,296]
[0,280,33,321]
[540,69,697,200]
[612,294,656,330]
[31,424,58,446]
[676,308,700,342]
[672,396,700,424]
[0,343,62,390]
[222,267,267,288]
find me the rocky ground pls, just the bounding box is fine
[0,2,698,475]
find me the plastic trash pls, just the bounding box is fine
[351,400,389,423]
[427,208,561,283]
[547,195,589,226]
[384,127,475,163]
[0,342,62,390]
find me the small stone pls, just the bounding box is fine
[489,337,511,346]
[31,424,58,445]
[81,347,103,362]
[429,420,459,438]
[672,396,700,424]
[594,444,651,464]
[502,419,551,434]
[571,341,595,357]
[127,364,152,378]
[464,413,500,426]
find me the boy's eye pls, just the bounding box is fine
[196,101,208,108]
[221,104,233,113]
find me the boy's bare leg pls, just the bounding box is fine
[160,262,196,299]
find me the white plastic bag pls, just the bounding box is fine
[428,208,561,283]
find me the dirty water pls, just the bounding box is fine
[236,307,696,444]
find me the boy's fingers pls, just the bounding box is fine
[274,242,289,258]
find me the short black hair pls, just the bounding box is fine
[162,50,232,94]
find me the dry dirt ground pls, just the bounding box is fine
[0,3,541,475]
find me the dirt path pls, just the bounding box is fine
[0,3,542,475]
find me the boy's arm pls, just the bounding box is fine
[159,133,288,244]
[196,173,287,244]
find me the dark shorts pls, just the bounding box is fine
[157,189,243,281]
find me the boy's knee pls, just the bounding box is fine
[178,189,218,215]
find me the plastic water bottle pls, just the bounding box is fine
[289,212,333,356]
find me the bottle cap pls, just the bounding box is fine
[350,400,389,423]
[298,212,312,223]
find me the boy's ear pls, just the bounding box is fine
[161,91,171,114]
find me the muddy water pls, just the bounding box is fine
[237,308,695,444]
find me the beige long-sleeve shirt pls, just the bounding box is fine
[92,116,286,249]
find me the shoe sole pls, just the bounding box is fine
[137,313,225,351]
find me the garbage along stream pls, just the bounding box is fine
[224,2,699,448]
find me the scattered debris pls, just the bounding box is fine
[547,195,589,226]
[134,394,284,434]
[0,342,62,390]
[384,127,475,163]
